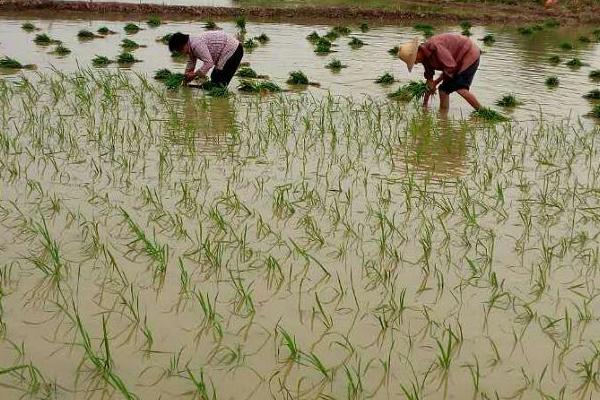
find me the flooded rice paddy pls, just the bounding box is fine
[1,12,600,400]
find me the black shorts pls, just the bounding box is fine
[211,44,244,87]
[439,57,480,94]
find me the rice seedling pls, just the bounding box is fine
[495,94,521,108]
[21,22,37,32]
[286,70,309,85]
[91,55,112,67]
[333,25,352,35]
[348,37,364,49]
[116,52,140,65]
[156,33,173,44]
[325,58,347,71]
[170,51,187,62]
[51,44,71,56]
[0,57,35,70]
[414,22,433,32]
[565,58,587,68]
[481,34,495,45]
[578,35,591,43]
[545,76,559,87]
[154,68,173,80]
[243,38,258,50]
[97,26,116,35]
[324,30,340,41]
[518,26,534,35]
[124,23,141,34]
[548,55,561,64]
[591,104,600,118]
[120,38,144,50]
[77,29,99,39]
[359,23,369,32]
[583,89,600,100]
[204,20,218,30]
[236,66,268,79]
[235,15,246,32]
[237,80,281,93]
[544,18,560,28]
[388,46,399,56]
[314,38,333,54]
[590,70,600,81]
[164,73,185,90]
[33,33,59,45]
[375,72,395,85]
[147,15,162,27]
[472,107,508,122]
[306,31,320,43]
[388,81,427,101]
[460,21,472,36]
[559,41,573,50]
[255,33,270,44]
[205,85,231,97]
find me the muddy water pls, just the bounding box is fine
[0,15,599,122]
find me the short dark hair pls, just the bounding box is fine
[168,32,189,53]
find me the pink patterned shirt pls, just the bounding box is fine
[186,31,240,75]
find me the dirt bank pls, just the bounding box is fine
[1,0,599,24]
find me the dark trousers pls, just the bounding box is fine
[211,44,244,87]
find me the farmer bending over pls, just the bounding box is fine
[168,31,243,87]
[398,33,482,111]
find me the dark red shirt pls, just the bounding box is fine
[420,34,481,80]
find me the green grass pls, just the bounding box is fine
[287,71,310,85]
[375,72,395,85]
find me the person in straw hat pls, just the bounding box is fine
[397,33,482,111]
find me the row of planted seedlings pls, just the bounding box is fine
[2,68,600,398]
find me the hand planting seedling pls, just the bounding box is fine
[375,72,395,85]
[325,58,347,71]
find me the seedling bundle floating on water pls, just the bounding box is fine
[359,23,369,33]
[495,94,522,108]
[472,107,508,122]
[591,104,600,118]
[124,23,142,34]
[590,70,600,81]
[583,89,600,100]
[332,26,351,36]
[243,39,258,50]
[286,71,319,87]
[157,33,173,44]
[235,16,246,32]
[154,68,173,81]
[117,52,141,65]
[307,31,320,43]
[548,55,561,64]
[204,20,218,30]
[388,81,428,101]
[255,33,270,44]
[92,55,112,67]
[21,22,37,32]
[481,34,495,45]
[559,41,573,50]
[388,46,399,56]
[238,80,281,94]
[565,58,587,69]
[414,23,434,38]
[325,58,347,71]
[147,16,162,27]
[314,38,333,54]
[78,30,100,39]
[34,33,60,45]
[348,37,365,49]
[545,76,559,87]
[460,21,472,36]
[52,44,71,56]
[0,56,35,70]
[121,39,145,50]
[97,26,116,35]
[236,67,268,79]
[375,72,395,85]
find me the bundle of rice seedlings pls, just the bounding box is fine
[348,37,364,49]
[375,72,395,85]
[147,16,162,27]
[472,107,508,122]
[0,56,35,69]
[324,30,340,41]
[325,58,347,71]
[589,70,600,81]
[388,81,428,101]
[545,76,559,87]
[204,20,218,30]
[287,71,310,85]
[583,89,600,100]
[307,31,320,43]
[154,68,173,80]
[117,52,140,64]
[591,104,600,118]
[78,29,99,39]
[243,39,258,50]
[238,80,281,93]
[235,16,246,31]
[34,33,59,45]
[388,46,399,56]
[359,23,369,33]
[92,55,112,67]
[157,33,173,44]
[518,26,534,35]
[548,55,561,64]
[124,23,141,34]
[559,41,573,50]
[52,44,71,55]
[481,34,495,45]
[333,26,351,35]
[565,58,586,68]
[97,26,116,35]
[495,94,522,108]
[255,33,270,44]
[314,38,333,54]
[21,22,37,32]
[164,73,185,89]
[121,39,143,50]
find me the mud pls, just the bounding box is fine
[2,0,600,24]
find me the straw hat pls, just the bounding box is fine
[398,38,420,72]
